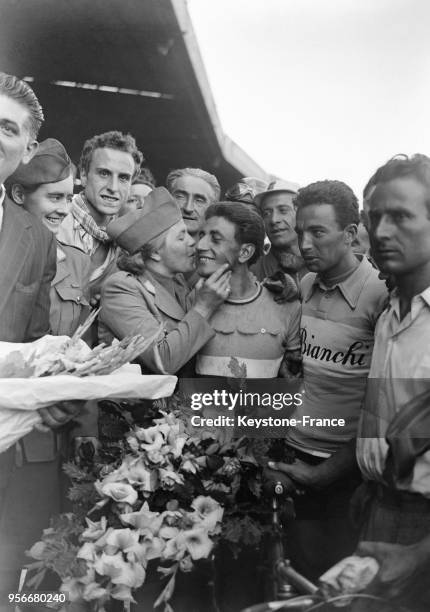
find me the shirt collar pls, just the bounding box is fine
[388,285,430,315]
[303,255,373,309]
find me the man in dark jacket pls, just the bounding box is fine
[0,71,80,596]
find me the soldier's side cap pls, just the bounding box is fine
[107,187,182,254]
[254,179,299,207]
[8,138,73,186]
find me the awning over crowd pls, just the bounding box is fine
[0,0,271,191]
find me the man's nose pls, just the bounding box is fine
[300,233,313,252]
[271,210,282,224]
[373,215,394,241]
[197,234,209,250]
[182,194,194,213]
[107,174,119,193]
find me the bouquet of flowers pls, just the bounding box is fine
[26,397,288,612]
[0,318,176,452]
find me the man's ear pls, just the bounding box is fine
[238,243,256,264]
[149,250,162,262]
[80,167,87,188]
[344,223,358,245]
[21,138,38,166]
[10,184,26,206]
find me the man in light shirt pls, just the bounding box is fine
[267,180,387,580]
[58,130,143,300]
[355,154,430,610]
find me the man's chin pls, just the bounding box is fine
[196,263,220,278]
[269,236,295,250]
[183,218,200,236]
[95,201,121,216]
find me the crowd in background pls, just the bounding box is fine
[0,71,429,611]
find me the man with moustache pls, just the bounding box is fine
[354,155,430,611]
[166,167,220,238]
[58,130,143,298]
[253,179,307,284]
[267,180,387,580]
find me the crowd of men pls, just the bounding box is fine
[0,71,429,611]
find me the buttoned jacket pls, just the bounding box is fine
[99,269,215,374]
[0,197,56,342]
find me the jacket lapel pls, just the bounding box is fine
[139,272,186,321]
[0,198,32,315]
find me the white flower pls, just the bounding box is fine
[111,584,136,602]
[162,535,187,561]
[158,525,180,540]
[120,502,163,534]
[81,516,107,542]
[190,496,224,533]
[27,541,46,560]
[60,578,84,603]
[191,496,222,517]
[77,542,97,562]
[135,426,165,451]
[159,468,184,490]
[95,481,138,506]
[93,552,146,588]
[82,582,110,602]
[105,528,140,554]
[178,528,214,560]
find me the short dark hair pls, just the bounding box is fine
[133,165,156,188]
[79,130,144,179]
[204,202,265,266]
[0,72,44,138]
[367,154,430,205]
[166,167,221,201]
[294,180,359,228]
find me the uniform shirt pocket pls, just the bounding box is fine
[54,283,89,306]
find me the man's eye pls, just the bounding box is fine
[313,230,324,238]
[0,123,17,135]
[119,176,131,183]
[195,197,207,205]
[174,193,186,201]
[99,170,109,177]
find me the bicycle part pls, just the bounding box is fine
[275,560,318,596]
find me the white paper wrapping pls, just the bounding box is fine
[0,337,177,454]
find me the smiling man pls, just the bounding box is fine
[0,72,83,600]
[267,180,387,580]
[195,202,301,378]
[0,72,55,343]
[166,167,220,238]
[253,179,306,284]
[58,131,143,297]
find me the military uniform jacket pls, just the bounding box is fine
[99,269,215,374]
[50,243,91,336]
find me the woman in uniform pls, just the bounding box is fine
[7,138,91,336]
[99,186,231,376]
